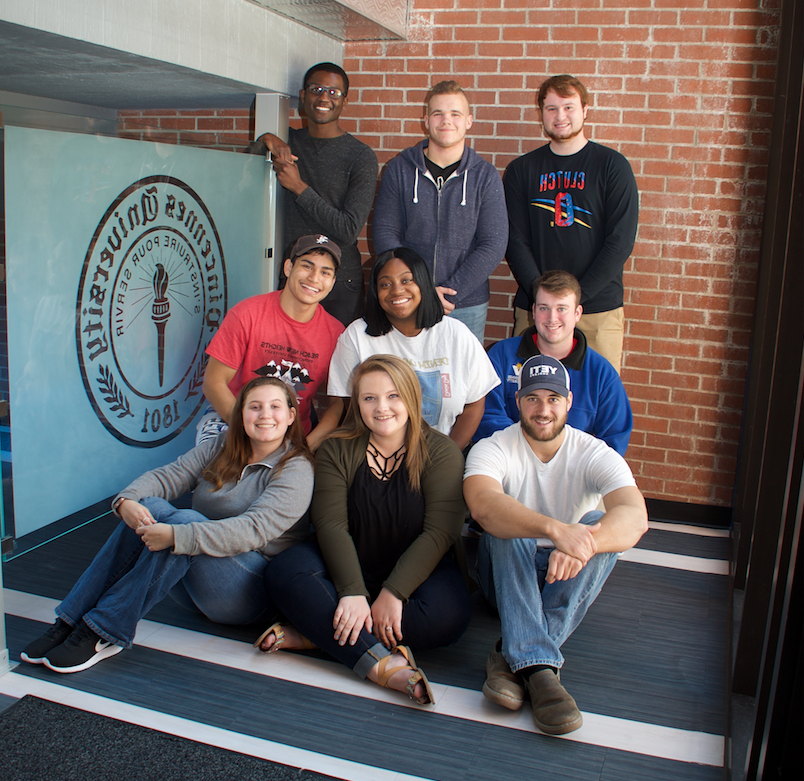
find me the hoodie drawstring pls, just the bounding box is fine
[413,166,467,205]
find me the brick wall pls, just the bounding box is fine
[117,109,254,152]
[339,0,781,507]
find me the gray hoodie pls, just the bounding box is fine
[372,139,508,309]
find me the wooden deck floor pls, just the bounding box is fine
[1,514,728,780]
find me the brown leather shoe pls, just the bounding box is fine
[526,669,583,735]
[482,641,526,711]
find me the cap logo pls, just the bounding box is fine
[316,235,328,244]
[529,365,557,377]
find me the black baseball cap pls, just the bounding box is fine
[289,234,341,268]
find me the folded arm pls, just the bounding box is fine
[464,474,599,564]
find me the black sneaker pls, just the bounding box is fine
[20,618,74,664]
[43,621,123,673]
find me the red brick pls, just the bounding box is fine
[431,41,476,57]
[655,26,705,42]
[705,27,761,44]
[455,26,501,41]
[433,11,479,25]
[453,57,502,73]
[502,25,550,42]
[596,59,649,76]
[158,118,195,130]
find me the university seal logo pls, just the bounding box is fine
[76,176,227,447]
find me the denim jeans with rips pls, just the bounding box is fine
[476,510,618,671]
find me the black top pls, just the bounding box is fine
[424,156,461,190]
[504,141,639,313]
[346,457,425,598]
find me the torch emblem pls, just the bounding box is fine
[151,263,171,387]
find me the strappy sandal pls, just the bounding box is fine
[376,644,435,705]
[253,622,315,654]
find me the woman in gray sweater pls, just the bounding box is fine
[21,377,315,674]
[260,355,471,706]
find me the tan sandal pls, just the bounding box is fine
[254,622,315,654]
[377,644,435,705]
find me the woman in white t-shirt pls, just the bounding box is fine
[328,248,500,450]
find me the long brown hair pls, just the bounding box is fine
[331,355,430,491]
[202,377,313,490]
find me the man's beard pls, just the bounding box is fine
[544,123,584,143]
[521,411,567,442]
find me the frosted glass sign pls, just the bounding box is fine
[4,127,269,537]
[76,177,227,447]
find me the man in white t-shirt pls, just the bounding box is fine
[463,354,647,735]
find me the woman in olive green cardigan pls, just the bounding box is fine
[260,355,471,705]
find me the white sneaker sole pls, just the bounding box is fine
[43,642,123,674]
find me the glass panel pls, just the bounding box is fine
[2,125,269,552]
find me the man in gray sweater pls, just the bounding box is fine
[256,62,378,326]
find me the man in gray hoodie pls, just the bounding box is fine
[372,81,508,342]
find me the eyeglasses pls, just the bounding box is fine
[306,84,345,99]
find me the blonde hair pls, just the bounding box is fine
[332,355,430,491]
[427,80,470,111]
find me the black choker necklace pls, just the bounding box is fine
[367,441,406,481]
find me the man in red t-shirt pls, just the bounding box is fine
[198,234,345,450]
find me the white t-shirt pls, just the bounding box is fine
[464,423,636,529]
[328,317,500,435]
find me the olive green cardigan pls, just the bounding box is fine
[311,428,467,602]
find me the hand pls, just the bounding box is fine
[551,521,600,565]
[371,588,404,649]
[272,158,308,196]
[333,596,372,647]
[435,286,457,314]
[256,133,296,164]
[546,549,585,583]
[118,499,156,530]
[137,523,174,552]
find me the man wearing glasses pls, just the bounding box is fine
[256,63,378,326]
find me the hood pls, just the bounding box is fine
[400,139,485,206]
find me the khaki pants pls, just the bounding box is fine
[513,306,624,374]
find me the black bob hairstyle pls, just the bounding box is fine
[364,247,444,337]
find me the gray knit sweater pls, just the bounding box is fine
[115,437,314,559]
[286,128,378,272]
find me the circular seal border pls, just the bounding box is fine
[76,175,227,448]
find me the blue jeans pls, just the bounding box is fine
[57,498,278,648]
[265,541,472,678]
[448,302,488,343]
[476,511,617,671]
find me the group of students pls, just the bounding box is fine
[254,61,638,375]
[21,231,645,731]
[20,237,500,708]
[21,58,646,734]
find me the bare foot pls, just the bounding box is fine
[369,653,430,704]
